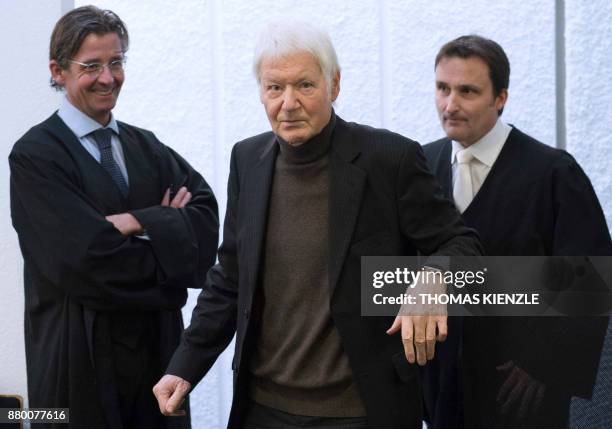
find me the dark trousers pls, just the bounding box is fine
[243,402,369,429]
[95,313,172,429]
[113,340,164,429]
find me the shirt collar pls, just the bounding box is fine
[57,96,119,138]
[451,119,512,167]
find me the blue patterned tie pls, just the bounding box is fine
[91,128,129,197]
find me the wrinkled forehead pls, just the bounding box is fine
[74,32,124,58]
[258,51,324,80]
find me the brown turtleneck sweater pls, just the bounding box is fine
[248,115,366,417]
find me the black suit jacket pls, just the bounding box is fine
[422,127,611,429]
[9,113,219,429]
[167,115,482,428]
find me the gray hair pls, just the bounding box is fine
[253,21,341,92]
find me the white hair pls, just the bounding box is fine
[253,20,341,92]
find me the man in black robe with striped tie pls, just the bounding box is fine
[9,6,219,428]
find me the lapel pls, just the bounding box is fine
[45,113,127,212]
[242,136,278,296]
[328,117,367,295]
[462,128,519,217]
[432,139,453,199]
[117,123,161,209]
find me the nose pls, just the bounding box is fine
[445,92,459,113]
[281,86,300,111]
[96,65,115,85]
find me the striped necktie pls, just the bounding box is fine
[90,128,129,197]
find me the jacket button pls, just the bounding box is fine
[243,308,250,319]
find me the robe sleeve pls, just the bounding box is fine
[129,145,219,289]
[551,155,612,255]
[517,155,611,397]
[9,137,218,313]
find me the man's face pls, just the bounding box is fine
[259,52,340,146]
[435,56,507,147]
[50,32,124,126]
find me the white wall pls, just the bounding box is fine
[565,3,612,425]
[4,0,611,427]
[0,0,71,407]
[565,1,612,227]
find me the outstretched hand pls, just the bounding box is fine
[387,314,447,365]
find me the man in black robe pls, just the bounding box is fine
[9,6,219,428]
[422,35,611,429]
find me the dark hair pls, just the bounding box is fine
[49,6,129,90]
[435,35,509,115]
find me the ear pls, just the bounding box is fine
[330,70,341,102]
[49,60,66,87]
[494,88,508,112]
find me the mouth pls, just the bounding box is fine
[93,88,115,96]
[280,120,306,127]
[444,117,467,125]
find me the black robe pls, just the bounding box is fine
[9,113,219,428]
[422,127,611,429]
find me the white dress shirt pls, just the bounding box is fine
[57,96,129,185]
[56,97,152,240]
[451,118,512,201]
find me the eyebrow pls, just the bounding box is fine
[78,53,124,64]
[435,81,481,92]
[261,70,318,81]
[458,84,481,92]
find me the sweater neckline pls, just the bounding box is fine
[277,113,336,165]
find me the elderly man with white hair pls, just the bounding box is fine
[153,21,482,428]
